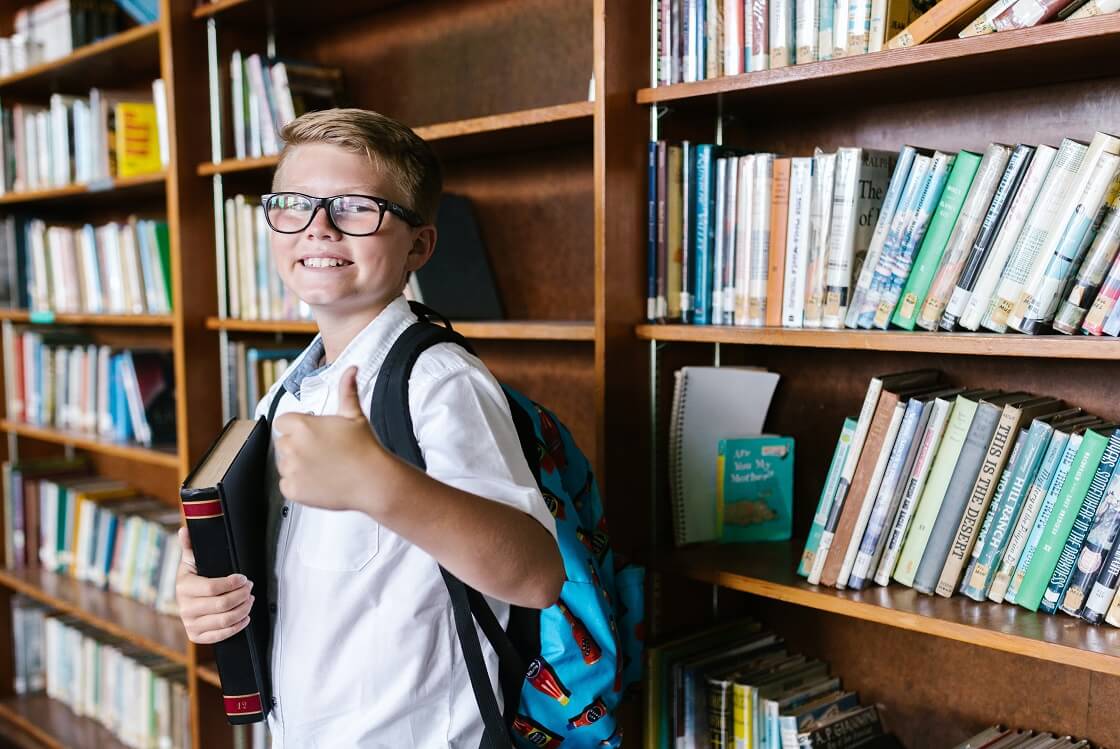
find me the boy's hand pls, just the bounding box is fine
[175,527,254,644]
[273,366,385,512]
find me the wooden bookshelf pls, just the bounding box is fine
[636,324,1120,360]
[0,173,166,208]
[0,695,130,749]
[197,101,595,176]
[0,422,180,469]
[664,542,1120,677]
[0,311,174,327]
[192,0,399,27]
[0,23,161,97]
[637,15,1120,110]
[0,567,188,665]
[207,316,596,341]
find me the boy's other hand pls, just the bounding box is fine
[175,527,254,644]
[273,366,384,512]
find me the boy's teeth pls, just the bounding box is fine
[302,257,350,268]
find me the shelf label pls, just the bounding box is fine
[29,311,55,324]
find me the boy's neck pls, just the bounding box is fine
[314,297,398,365]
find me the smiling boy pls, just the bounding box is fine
[175,108,564,747]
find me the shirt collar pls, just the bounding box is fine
[282,295,417,400]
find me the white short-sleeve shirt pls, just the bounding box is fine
[254,295,557,748]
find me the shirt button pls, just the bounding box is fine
[281,505,289,517]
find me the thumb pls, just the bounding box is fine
[337,366,364,420]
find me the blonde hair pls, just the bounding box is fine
[274,108,443,223]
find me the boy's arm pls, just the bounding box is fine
[273,366,565,610]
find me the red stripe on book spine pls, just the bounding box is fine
[183,499,223,519]
[224,693,263,716]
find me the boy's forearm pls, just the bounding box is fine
[354,454,564,609]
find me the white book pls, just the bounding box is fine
[725,0,743,75]
[782,157,813,326]
[152,79,170,168]
[270,62,297,127]
[712,158,729,324]
[867,0,890,51]
[735,154,756,324]
[959,0,1018,35]
[721,156,740,325]
[224,197,241,318]
[230,50,247,160]
[846,0,871,55]
[804,150,836,327]
[119,223,146,315]
[749,154,774,326]
[749,0,769,71]
[1068,0,1120,16]
[833,0,850,57]
[795,0,820,63]
[960,145,1057,330]
[97,345,112,437]
[770,0,793,68]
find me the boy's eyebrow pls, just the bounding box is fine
[277,184,383,195]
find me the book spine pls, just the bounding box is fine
[706,0,721,80]
[735,155,756,325]
[721,154,739,325]
[989,428,1070,602]
[960,0,1018,34]
[982,139,1089,332]
[750,0,770,71]
[804,151,836,327]
[647,141,659,321]
[724,0,743,75]
[713,157,730,324]
[694,144,714,324]
[846,146,920,329]
[668,145,685,320]
[916,145,1012,331]
[769,0,793,68]
[833,0,850,56]
[749,154,774,326]
[913,402,1003,595]
[800,417,857,577]
[960,145,1057,331]
[961,420,1054,600]
[795,0,820,63]
[658,141,671,319]
[782,158,813,327]
[875,397,953,585]
[960,434,1024,594]
[1054,181,1120,334]
[1068,0,1120,16]
[1017,430,1110,610]
[1063,464,1120,616]
[1082,501,1120,623]
[993,0,1069,29]
[1014,154,1120,333]
[681,141,694,322]
[935,404,1025,597]
[1007,432,1084,604]
[891,151,982,330]
[849,397,924,589]
[846,0,872,55]
[1104,296,1120,336]
[818,0,835,60]
[823,148,860,328]
[874,151,954,329]
[1043,429,1120,613]
[767,158,792,327]
[941,144,1035,329]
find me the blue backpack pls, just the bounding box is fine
[368,302,643,748]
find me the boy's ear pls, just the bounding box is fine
[405,224,437,274]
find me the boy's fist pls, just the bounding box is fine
[273,366,385,512]
[175,527,254,644]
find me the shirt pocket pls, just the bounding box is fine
[295,507,380,571]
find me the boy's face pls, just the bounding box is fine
[269,143,435,318]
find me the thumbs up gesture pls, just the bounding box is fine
[273,366,389,513]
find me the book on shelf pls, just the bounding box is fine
[225,194,309,321]
[955,726,1094,749]
[10,599,191,748]
[717,435,794,543]
[181,417,273,724]
[2,0,129,77]
[226,341,303,420]
[646,131,1120,338]
[799,368,1120,629]
[669,366,780,545]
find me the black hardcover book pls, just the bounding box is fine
[180,417,272,724]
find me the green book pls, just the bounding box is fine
[154,220,172,311]
[893,391,988,586]
[718,436,795,543]
[890,151,983,330]
[1016,428,1112,611]
[799,419,857,576]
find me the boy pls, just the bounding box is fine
[175,109,564,747]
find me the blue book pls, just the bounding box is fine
[693,144,715,325]
[717,436,794,543]
[799,418,857,577]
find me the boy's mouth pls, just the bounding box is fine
[300,256,354,269]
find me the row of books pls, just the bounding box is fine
[800,369,1120,627]
[228,51,344,160]
[651,0,1114,87]
[224,194,311,321]
[6,332,176,447]
[1,0,125,78]
[646,617,891,749]
[225,340,300,420]
[646,132,1120,337]
[1,82,168,194]
[11,597,191,749]
[232,723,272,749]
[957,726,1093,749]
[10,216,173,315]
[3,461,181,615]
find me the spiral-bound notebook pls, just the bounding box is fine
[669,366,780,546]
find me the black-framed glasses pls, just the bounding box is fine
[261,192,426,236]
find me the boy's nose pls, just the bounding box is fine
[305,206,342,239]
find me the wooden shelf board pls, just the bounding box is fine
[197,101,594,175]
[0,567,188,665]
[197,663,222,688]
[1,421,180,469]
[208,316,596,341]
[636,324,1120,360]
[0,172,166,208]
[193,0,402,27]
[637,16,1120,109]
[0,24,161,97]
[0,695,130,749]
[0,310,173,327]
[665,542,1120,677]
